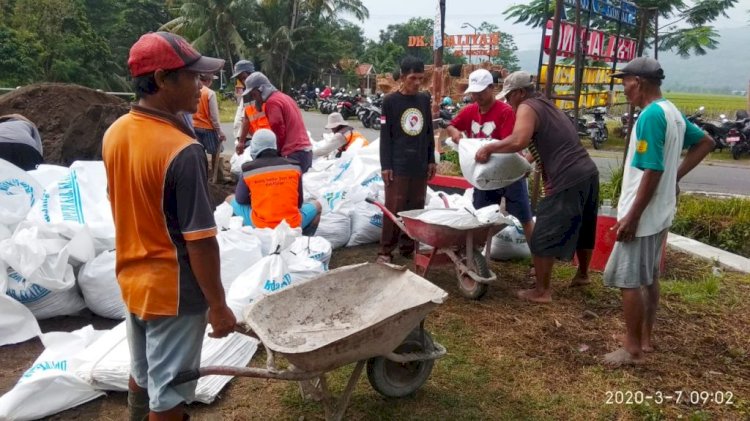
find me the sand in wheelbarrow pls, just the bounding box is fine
[0,83,128,165]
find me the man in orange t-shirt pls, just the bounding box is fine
[102,32,235,421]
[192,73,226,182]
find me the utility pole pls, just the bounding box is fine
[432,1,446,120]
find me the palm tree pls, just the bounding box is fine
[253,0,369,90]
[160,0,253,69]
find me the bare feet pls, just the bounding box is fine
[516,288,552,304]
[569,274,591,287]
[376,254,392,264]
[612,333,655,353]
[603,347,644,367]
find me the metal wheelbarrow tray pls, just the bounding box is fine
[245,262,447,373]
[367,198,508,300]
[172,263,447,421]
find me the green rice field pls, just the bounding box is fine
[664,92,748,118]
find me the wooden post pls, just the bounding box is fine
[535,0,551,91]
[622,6,650,165]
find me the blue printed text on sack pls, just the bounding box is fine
[264,273,293,292]
[22,360,67,378]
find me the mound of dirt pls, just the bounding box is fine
[0,83,128,165]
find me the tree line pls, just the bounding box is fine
[3,0,736,93]
[0,0,521,92]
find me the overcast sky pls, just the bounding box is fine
[353,0,750,51]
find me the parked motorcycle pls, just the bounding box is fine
[586,107,608,149]
[336,93,361,120]
[358,95,383,129]
[566,110,588,137]
[620,110,639,138]
[729,118,750,160]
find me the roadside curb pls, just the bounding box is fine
[667,233,750,274]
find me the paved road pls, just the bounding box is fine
[221,110,750,196]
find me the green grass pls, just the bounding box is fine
[664,92,748,119]
[672,195,750,258]
[219,97,238,123]
[661,275,722,306]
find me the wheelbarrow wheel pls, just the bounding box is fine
[456,249,490,300]
[366,329,435,398]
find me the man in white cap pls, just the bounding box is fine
[238,72,313,173]
[446,68,534,245]
[228,128,321,235]
[603,57,714,366]
[313,112,370,158]
[475,70,600,304]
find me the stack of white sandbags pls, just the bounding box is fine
[0,322,259,421]
[226,221,327,319]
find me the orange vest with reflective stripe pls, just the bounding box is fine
[192,86,214,130]
[244,103,271,133]
[242,157,301,228]
[341,130,369,152]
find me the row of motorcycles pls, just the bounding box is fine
[316,90,384,130]
[687,106,750,159]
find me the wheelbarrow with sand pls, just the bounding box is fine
[171,263,447,421]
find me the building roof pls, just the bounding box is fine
[356,64,374,76]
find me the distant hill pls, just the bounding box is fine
[515,27,750,94]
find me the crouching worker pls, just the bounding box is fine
[228,129,322,235]
[313,112,369,158]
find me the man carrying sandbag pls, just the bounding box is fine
[103,32,236,421]
[227,128,322,236]
[475,71,599,303]
[446,69,534,244]
[377,56,437,264]
[313,112,370,158]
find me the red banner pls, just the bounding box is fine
[544,20,637,62]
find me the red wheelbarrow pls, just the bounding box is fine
[366,197,507,300]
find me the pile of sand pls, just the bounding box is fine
[0,83,129,165]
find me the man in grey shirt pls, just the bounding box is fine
[0,114,43,170]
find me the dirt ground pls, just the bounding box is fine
[0,84,128,165]
[1,247,748,420]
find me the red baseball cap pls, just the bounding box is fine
[128,32,225,77]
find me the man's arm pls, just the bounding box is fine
[613,170,662,242]
[207,91,225,140]
[677,134,714,183]
[313,133,347,157]
[237,114,251,154]
[234,176,251,205]
[172,145,235,337]
[446,104,468,142]
[233,98,244,140]
[379,96,394,186]
[265,98,287,151]
[475,104,536,162]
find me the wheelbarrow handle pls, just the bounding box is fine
[436,192,451,209]
[365,197,408,233]
[171,369,201,386]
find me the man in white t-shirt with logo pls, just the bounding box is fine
[604,57,714,366]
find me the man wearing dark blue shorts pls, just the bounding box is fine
[447,69,534,242]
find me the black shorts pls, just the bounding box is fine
[194,128,221,155]
[530,173,599,260]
